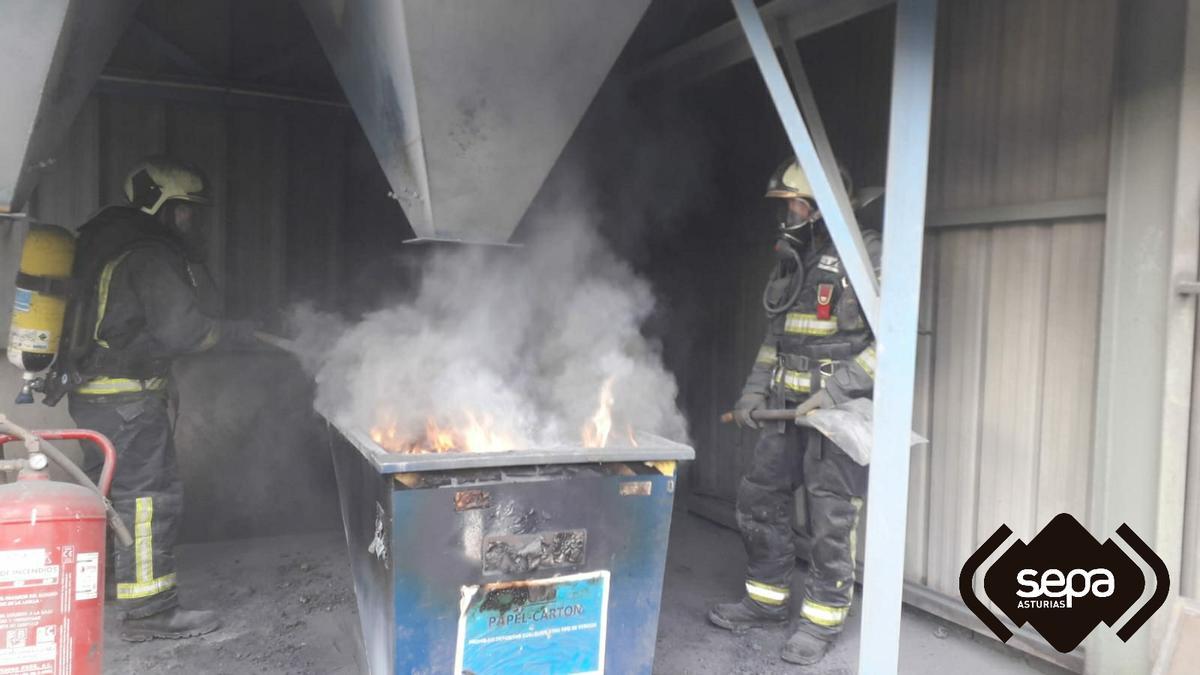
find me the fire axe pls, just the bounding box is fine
[720,399,926,466]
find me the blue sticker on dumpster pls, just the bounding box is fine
[455,570,609,674]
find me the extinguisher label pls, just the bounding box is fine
[0,549,69,674]
[0,551,57,589]
[0,639,56,673]
[72,556,97,603]
[0,548,58,674]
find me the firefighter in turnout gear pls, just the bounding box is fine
[709,159,880,666]
[63,157,258,641]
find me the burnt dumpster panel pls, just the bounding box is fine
[329,425,690,674]
[330,428,397,673]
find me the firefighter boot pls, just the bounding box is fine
[781,628,833,666]
[708,597,788,633]
[120,608,221,642]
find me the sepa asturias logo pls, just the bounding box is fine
[959,513,1169,653]
[1014,567,1115,609]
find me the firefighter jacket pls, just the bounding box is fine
[68,206,246,396]
[741,227,882,405]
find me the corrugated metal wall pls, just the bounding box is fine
[1189,315,1200,597]
[1175,0,1200,603]
[916,0,1114,595]
[32,97,356,314]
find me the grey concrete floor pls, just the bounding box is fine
[101,513,1070,674]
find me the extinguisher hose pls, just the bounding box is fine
[0,416,133,547]
[38,441,134,547]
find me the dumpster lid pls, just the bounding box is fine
[335,424,694,474]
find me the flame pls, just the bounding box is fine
[425,418,459,452]
[582,377,616,448]
[368,374,638,454]
[370,410,518,454]
[460,411,516,453]
[370,421,402,448]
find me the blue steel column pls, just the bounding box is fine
[859,1,937,674]
[731,0,881,332]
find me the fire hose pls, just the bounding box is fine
[253,330,301,356]
[0,414,134,547]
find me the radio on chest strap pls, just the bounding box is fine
[816,283,834,320]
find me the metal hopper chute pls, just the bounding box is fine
[301,0,652,244]
[0,0,141,213]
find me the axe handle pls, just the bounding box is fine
[720,409,814,427]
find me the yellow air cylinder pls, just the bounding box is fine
[7,224,76,373]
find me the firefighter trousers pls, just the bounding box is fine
[69,391,181,619]
[735,423,868,639]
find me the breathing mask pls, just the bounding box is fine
[772,198,816,258]
[161,201,211,261]
[764,199,816,316]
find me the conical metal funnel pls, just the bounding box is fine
[0,0,141,213]
[301,0,651,244]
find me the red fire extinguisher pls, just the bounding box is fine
[0,420,132,675]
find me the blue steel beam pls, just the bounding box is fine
[859,1,937,674]
[731,0,881,333]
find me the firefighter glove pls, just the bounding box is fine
[734,393,767,429]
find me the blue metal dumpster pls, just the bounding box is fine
[328,425,694,674]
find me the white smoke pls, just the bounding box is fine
[289,212,688,450]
